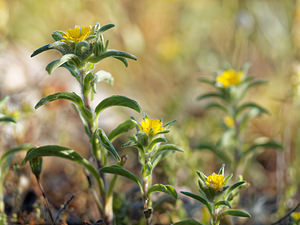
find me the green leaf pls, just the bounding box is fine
[62,63,81,80]
[88,50,137,63]
[246,80,267,90]
[46,54,80,74]
[226,181,246,197]
[215,200,232,209]
[204,103,227,112]
[151,144,183,160]
[31,41,71,57]
[108,120,136,142]
[181,191,212,215]
[99,165,143,194]
[147,184,177,199]
[51,31,63,41]
[221,209,251,218]
[0,96,9,108]
[197,93,225,101]
[0,116,16,123]
[22,145,100,183]
[94,70,114,86]
[243,141,283,156]
[35,92,93,121]
[198,77,216,86]
[236,102,269,117]
[113,56,128,67]
[173,219,203,225]
[95,95,141,117]
[0,144,33,165]
[96,129,121,161]
[148,137,167,150]
[196,143,231,164]
[98,24,115,33]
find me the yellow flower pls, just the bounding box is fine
[139,118,164,136]
[216,69,243,88]
[292,212,300,221]
[61,26,92,43]
[224,116,234,128]
[205,173,225,191]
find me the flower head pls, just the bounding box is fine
[205,173,225,191]
[224,116,234,128]
[292,212,300,221]
[139,118,164,136]
[216,69,243,88]
[61,26,92,43]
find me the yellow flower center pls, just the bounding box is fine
[224,116,234,128]
[61,26,92,43]
[205,173,225,191]
[216,69,243,88]
[139,118,164,136]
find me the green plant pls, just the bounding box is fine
[23,23,140,225]
[99,116,183,225]
[197,66,283,174]
[174,165,250,225]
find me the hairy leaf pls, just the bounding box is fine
[147,184,177,199]
[95,95,141,116]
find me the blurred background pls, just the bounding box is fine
[0,0,300,224]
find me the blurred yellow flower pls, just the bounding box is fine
[62,26,91,43]
[224,116,234,128]
[292,212,300,221]
[205,173,225,191]
[139,118,164,136]
[216,69,243,88]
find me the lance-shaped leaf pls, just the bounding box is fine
[98,24,115,33]
[151,144,184,160]
[225,181,246,199]
[0,144,34,165]
[0,116,16,123]
[62,63,81,80]
[199,77,216,86]
[31,41,71,57]
[196,143,231,164]
[215,200,232,209]
[88,50,137,63]
[181,191,212,215]
[35,92,92,120]
[173,219,203,225]
[46,54,80,74]
[236,102,269,117]
[113,56,128,67]
[108,120,136,142]
[243,141,283,157]
[197,93,225,101]
[95,95,141,117]
[83,73,96,96]
[35,92,82,109]
[147,184,177,199]
[148,137,167,150]
[204,102,227,112]
[220,209,251,218]
[22,145,104,193]
[96,129,121,161]
[99,165,143,194]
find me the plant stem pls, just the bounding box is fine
[37,179,54,224]
[143,174,152,225]
[80,70,111,224]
